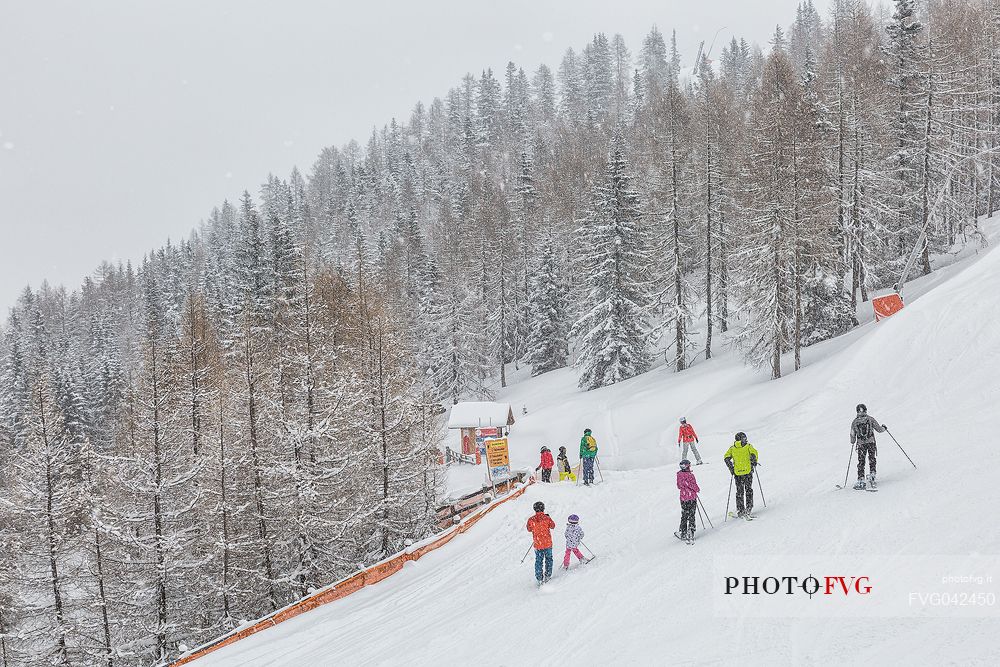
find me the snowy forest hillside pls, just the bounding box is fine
[199,214,1000,667]
[1,0,999,665]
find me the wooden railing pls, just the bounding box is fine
[434,471,528,529]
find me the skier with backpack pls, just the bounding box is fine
[851,404,887,490]
[535,446,554,483]
[556,446,576,482]
[674,460,700,545]
[724,432,759,519]
[526,501,556,585]
[579,428,598,486]
[677,417,703,465]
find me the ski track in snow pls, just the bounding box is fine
[201,221,1000,666]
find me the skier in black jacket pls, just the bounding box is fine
[851,403,886,490]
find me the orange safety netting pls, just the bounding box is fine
[170,479,534,666]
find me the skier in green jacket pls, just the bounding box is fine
[579,428,598,486]
[724,432,759,519]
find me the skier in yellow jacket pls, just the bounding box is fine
[724,432,759,519]
[556,446,577,482]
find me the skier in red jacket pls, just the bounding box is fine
[677,417,703,465]
[535,446,554,483]
[526,501,556,584]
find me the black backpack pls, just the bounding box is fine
[857,418,873,440]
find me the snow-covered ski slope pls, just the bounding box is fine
[201,222,1000,666]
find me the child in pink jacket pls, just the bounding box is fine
[675,460,700,544]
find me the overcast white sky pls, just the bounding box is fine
[0,0,823,313]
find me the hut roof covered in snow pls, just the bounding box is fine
[446,402,515,429]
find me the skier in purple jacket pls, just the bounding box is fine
[675,460,700,544]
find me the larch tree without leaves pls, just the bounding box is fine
[737,42,803,379]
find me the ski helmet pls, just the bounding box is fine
[540,446,549,453]
[559,446,566,452]
[679,459,691,469]
[533,501,545,513]
[735,431,747,443]
[856,403,867,414]
[679,416,687,424]
[568,514,580,524]
[583,428,592,435]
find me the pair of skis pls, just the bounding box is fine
[536,556,595,588]
[677,458,709,466]
[564,556,595,569]
[673,531,695,545]
[835,483,879,492]
[727,512,757,521]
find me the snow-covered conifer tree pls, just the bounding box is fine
[525,233,569,375]
[573,132,652,389]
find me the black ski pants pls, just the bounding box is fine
[540,468,551,483]
[679,499,697,537]
[735,473,753,515]
[857,442,877,479]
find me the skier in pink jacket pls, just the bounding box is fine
[675,460,700,544]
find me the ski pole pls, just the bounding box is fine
[581,541,597,558]
[724,475,733,522]
[519,543,533,564]
[695,505,705,530]
[754,467,767,507]
[841,443,856,489]
[886,429,917,469]
[697,496,714,529]
[595,457,605,483]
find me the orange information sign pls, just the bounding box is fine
[873,294,905,321]
[485,438,510,481]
